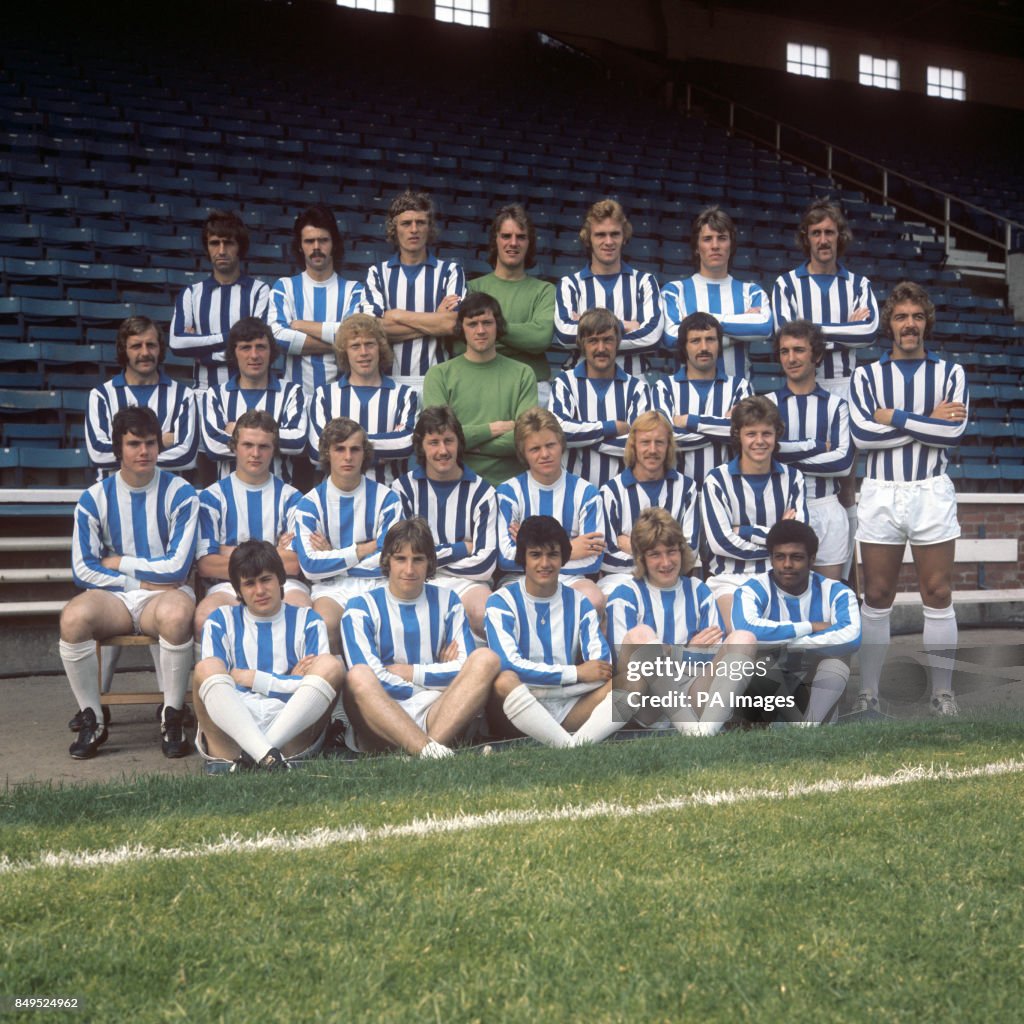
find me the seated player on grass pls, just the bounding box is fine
[341,518,501,759]
[293,416,402,652]
[496,407,606,616]
[195,540,344,772]
[390,405,497,637]
[731,520,861,726]
[194,410,308,645]
[61,407,198,761]
[485,515,628,748]
[606,508,756,736]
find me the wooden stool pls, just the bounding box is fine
[97,635,193,707]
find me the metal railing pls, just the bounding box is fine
[683,82,1024,277]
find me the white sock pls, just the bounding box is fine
[420,740,454,760]
[159,636,193,710]
[858,604,891,699]
[149,642,164,694]
[698,652,755,734]
[60,638,102,719]
[99,644,122,694]
[922,604,958,697]
[806,659,849,724]
[571,692,624,746]
[265,675,335,749]
[198,674,271,762]
[192,641,203,665]
[502,685,572,748]
[842,506,858,580]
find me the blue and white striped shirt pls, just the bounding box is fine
[495,469,604,576]
[653,369,753,487]
[293,476,402,581]
[270,271,365,393]
[200,374,307,482]
[86,372,198,474]
[72,469,198,591]
[599,468,699,575]
[197,472,302,561]
[606,576,723,666]
[307,375,418,484]
[202,603,328,701]
[170,274,270,390]
[732,571,861,658]
[772,263,878,382]
[550,363,653,488]
[701,458,808,576]
[661,273,772,378]
[849,352,968,481]
[485,579,609,689]
[767,385,853,500]
[342,583,474,700]
[553,263,663,377]
[361,253,466,378]
[391,465,497,582]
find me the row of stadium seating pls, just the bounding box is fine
[1,7,1022,491]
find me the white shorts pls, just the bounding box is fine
[598,572,633,596]
[196,693,327,764]
[817,375,851,402]
[311,577,382,607]
[114,585,195,633]
[344,687,443,752]
[808,494,851,567]
[704,572,753,602]
[434,572,492,599]
[857,475,960,546]
[204,579,310,600]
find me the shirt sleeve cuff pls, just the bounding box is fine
[253,671,274,696]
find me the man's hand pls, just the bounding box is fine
[614,420,629,436]
[872,408,895,426]
[781,508,797,521]
[438,640,460,663]
[672,414,688,429]
[308,531,332,553]
[809,621,832,633]
[850,307,872,322]
[489,420,515,437]
[100,555,122,570]
[577,660,614,683]
[438,294,460,313]
[277,531,295,551]
[355,539,378,560]
[616,534,632,556]
[162,431,175,449]
[385,663,415,682]
[224,421,236,436]
[570,531,604,561]
[291,655,317,675]
[688,625,724,647]
[508,520,519,541]
[621,320,641,332]
[931,399,967,423]
[231,669,255,689]
[743,306,762,315]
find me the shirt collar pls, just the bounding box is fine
[795,262,851,280]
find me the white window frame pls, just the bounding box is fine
[786,43,830,80]
[336,0,395,11]
[927,66,966,101]
[435,0,490,29]
[859,55,900,91]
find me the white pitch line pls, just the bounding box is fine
[3,758,1022,877]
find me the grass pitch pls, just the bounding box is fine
[3,718,1023,1023]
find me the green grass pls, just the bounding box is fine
[3,717,1023,1022]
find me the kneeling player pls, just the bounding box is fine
[485,515,625,747]
[341,519,501,759]
[606,508,756,735]
[194,540,344,771]
[731,520,861,725]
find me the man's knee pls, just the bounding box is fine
[194,657,229,684]
[310,654,345,689]
[466,647,500,679]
